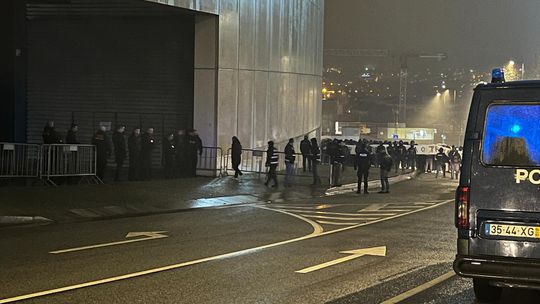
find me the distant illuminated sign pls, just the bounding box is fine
[387,128,435,140]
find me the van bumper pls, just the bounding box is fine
[454,255,540,284]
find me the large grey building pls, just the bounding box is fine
[1,0,323,152]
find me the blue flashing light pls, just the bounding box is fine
[491,68,505,83]
[511,124,521,134]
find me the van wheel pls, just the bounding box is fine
[473,278,502,302]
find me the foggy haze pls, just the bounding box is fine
[324,0,540,70]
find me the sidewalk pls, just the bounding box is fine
[0,167,416,227]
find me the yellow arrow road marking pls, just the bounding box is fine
[296,246,387,274]
[49,231,169,254]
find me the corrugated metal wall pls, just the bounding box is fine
[25,0,195,168]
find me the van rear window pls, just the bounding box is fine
[483,104,540,167]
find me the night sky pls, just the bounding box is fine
[324,0,540,71]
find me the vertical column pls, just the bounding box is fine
[194,14,219,147]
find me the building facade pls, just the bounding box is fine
[1,0,324,152]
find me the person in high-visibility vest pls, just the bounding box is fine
[265,141,279,187]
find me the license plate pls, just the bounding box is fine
[485,223,540,238]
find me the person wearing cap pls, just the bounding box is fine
[140,127,156,180]
[434,147,449,178]
[112,125,127,181]
[265,141,279,187]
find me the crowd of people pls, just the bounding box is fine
[321,138,463,194]
[41,121,463,191]
[42,121,203,181]
[262,136,322,188]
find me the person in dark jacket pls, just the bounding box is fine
[396,140,407,173]
[174,129,187,178]
[354,143,371,194]
[310,138,321,185]
[231,136,243,178]
[375,142,386,167]
[42,121,62,144]
[65,124,80,144]
[112,125,127,181]
[435,148,449,178]
[265,141,279,187]
[326,139,342,187]
[162,132,176,179]
[128,128,142,181]
[186,129,203,177]
[284,138,296,187]
[300,135,312,172]
[140,128,156,180]
[407,140,417,171]
[92,126,111,181]
[379,148,393,193]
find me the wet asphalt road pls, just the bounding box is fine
[1,175,539,303]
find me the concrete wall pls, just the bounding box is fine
[147,0,324,150]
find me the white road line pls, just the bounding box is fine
[268,205,320,210]
[276,209,397,217]
[316,220,360,226]
[300,214,380,221]
[50,232,168,254]
[358,204,388,212]
[0,200,452,304]
[380,271,456,303]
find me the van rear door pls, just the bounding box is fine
[469,90,540,259]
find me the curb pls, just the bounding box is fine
[0,216,53,227]
[324,171,418,196]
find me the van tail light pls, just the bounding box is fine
[456,185,470,229]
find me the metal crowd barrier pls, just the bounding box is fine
[41,144,101,186]
[197,146,224,177]
[0,143,41,179]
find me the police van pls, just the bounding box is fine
[453,68,540,301]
